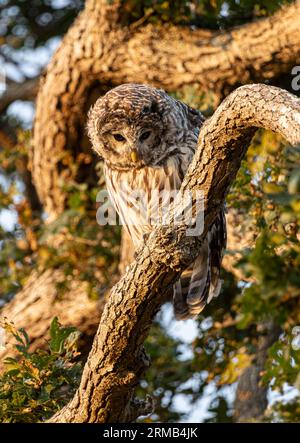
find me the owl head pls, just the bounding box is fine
[87,83,203,170]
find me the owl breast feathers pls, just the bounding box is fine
[87,83,226,320]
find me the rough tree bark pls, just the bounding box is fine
[119,207,257,281]
[48,84,300,422]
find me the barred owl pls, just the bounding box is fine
[87,83,226,320]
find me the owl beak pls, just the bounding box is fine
[130,149,139,163]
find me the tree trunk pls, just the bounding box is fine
[49,84,300,422]
[234,322,281,422]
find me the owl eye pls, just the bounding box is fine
[113,133,126,142]
[140,131,151,141]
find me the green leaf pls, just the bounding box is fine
[49,317,78,354]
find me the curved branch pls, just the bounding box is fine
[119,208,258,281]
[49,84,300,423]
[32,0,300,219]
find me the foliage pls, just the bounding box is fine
[0,0,83,54]
[0,129,37,301]
[263,331,300,422]
[137,318,197,422]
[37,176,121,299]
[0,317,81,423]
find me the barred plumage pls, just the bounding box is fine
[87,83,226,320]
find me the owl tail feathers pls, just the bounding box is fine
[173,238,222,320]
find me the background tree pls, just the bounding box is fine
[0,0,299,422]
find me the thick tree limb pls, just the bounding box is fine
[119,207,257,281]
[49,84,300,423]
[31,0,300,219]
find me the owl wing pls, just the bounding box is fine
[173,208,227,320]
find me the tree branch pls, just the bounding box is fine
[0,77,39,114]
[234,322,281,422]
[119,207,258,282]
[49,84,300,423]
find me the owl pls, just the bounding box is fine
[87,83,226,320]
